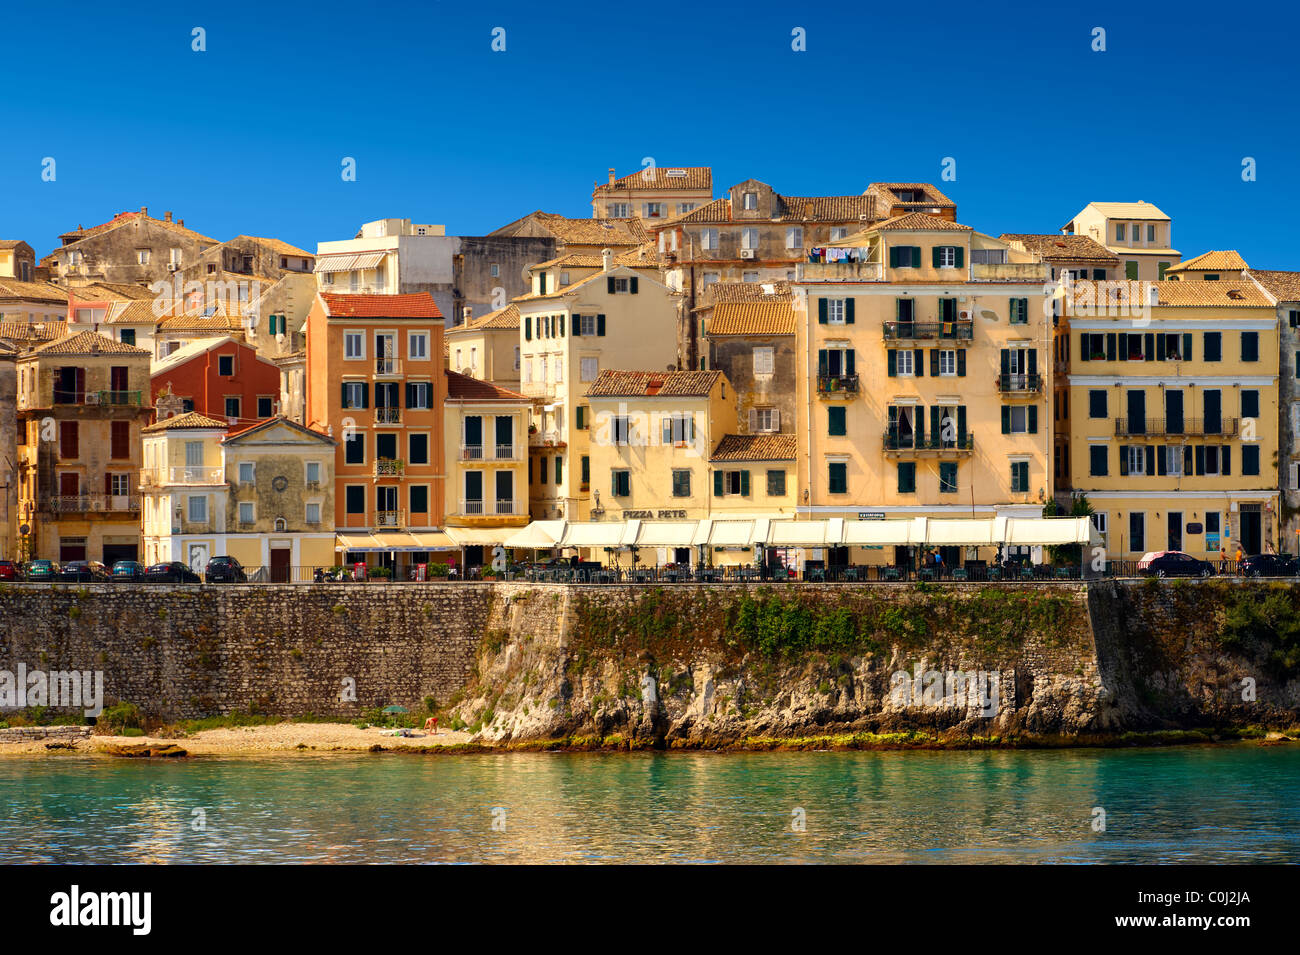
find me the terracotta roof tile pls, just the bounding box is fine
[229,236,315,258]
[710,433,797,462]
[594,167,712,194]
[141,411,229,433]
[586,370,721,398]
[867,182,957,209]
[453,303,520,332]
[445,369,527,401]
[1166,250,1248,273]
[40,211,217,263]
[29,329,150,356]
[0,321,69,342]
[778,195,876,221]
[0,280,69,303]
[1249,269,1300,301]
[697,281,792,308]
[867,212,972,232]
[999,234,1121,264]
[319,292,442,318]
[1152,281,1272,308]
[706,301,796,336]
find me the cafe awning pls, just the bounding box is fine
[445,526,519,547]
[337,532,428,552]
[632,521,701,548]
[707,520,755,548]
[411,531,459,551]
[766,520,833,547]
[558,522,632,549]
[841,518,926,546]
[925,519,997,546]
[1003,516,1101,547]
[503,521,565,549]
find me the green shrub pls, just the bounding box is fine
[100,701,143,733]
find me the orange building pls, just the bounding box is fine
[306,293,447,557]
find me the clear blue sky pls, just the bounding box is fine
[3,0,1297,268]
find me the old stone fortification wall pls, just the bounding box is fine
[0,584,495,721]
[1,580,1297,739]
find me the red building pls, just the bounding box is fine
[150,335,281,427]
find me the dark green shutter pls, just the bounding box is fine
[930,406,941,443]
[572,314,580,336]
[845,349,856,376]
[957,350,966,377]
[405,383,414,407]
[912,246,922,265]
[915,406,925,445]
[1157,447,1167,476]
[1145,333,1155,361]
[887,406,898,444]
[932,246,942,268]
[1145,445,1155,475]
[1183,333,1193,360]
[340,383,349,407]
[1119,447,1129,476]
[955,247,964,268]
[1222,447,1231,475]
[607,277,616,294]
[1028,349,1037,375]
[957,406,967,444]
[1106,333,1116,361]
[1195,446,1205,475]
[818,298,828,324]
[887,349,897,377]
[739,470,749,496]
[525,316,532,341]
[1000,349,1010,376]
[629,277,638,294]
[845,298,855,324]
[576,406,585,430]
[929,349,939,376]
[597,314,606,336]
[1001,406,1010,434]
[818,349,829,376]
[1156,335,1166,361]
[889,246,899,268]
[1028,405,1038,433]
[914,349,924,376]
[714,471,723,497]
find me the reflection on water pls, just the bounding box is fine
[2,747,1297,863]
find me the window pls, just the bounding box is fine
[580,358,599,382]
[1009,298,1029,324]
[1010,461,1030,493]
[1241,331,1259,362]
[936,246,957,268]
[1204,332,1222,361]
[306,462,320,485]
[741,228,759,250]
[701,228,719,250]
[110,421,130,459]
[555,457,563,483]
[344,332,364,359]
[1091,512,1107,536]
[514,346,520,370]
[753,408,776,433]
[830,227,849,241]
[238,461,255,484]
[608,203,628,218]
[676,202,696,214]
[1089,445,1108,476]
[896,349,914,376]
[612,416,630,446]
[136,249,150,265]
[409,333,428,360]
[345,485,365,514]
[891,245,920,268]
[643,202,664,218]
[305,502,321,524]
[238,501,255,524]
[224,397,240,419]
[1147,224,1156,242]
[662,413,696,444]
[611,470,631,496]
[671,469,691,497]
[1123,445,1148,475]
[1129,513,1145,553]
[405,381,430,409]
[218,354,234,376]
[742,192,757,210]
[824,298,846,325]
[188,496,207,523]
[972,248,1007,265]
[1163,446,1185,476]
[760,469,784,497]
[896,462,915,494]
[109,473,130,495]
[1002,405,1037,434]
[1243,445,1260,476]
[1089,390,1108,418]
[409,433,429,465]
[1242,390,1259,419]
[1116,223,1126,241]
[938,350,956,376]
[257,396,274,418]
[828,406,846,436]
[826,463,847,494]
[753,346,775,376]
[939,462,957,493]
[120,329,136,346]
[786,227,803,249]
[742,270,758,283]
[345,433,365,465]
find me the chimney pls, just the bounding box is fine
[601,248,613,272]
[462,307,472,323]
[608,168,616,185]
[164,211,173,222]
[140,206,148,216]
[177,219,184,228]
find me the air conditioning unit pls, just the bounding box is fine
[959,310,972,320]
[739,249,756,259]
[167,264,179,272]
[83,393,100,405]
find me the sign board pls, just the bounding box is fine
[858,512,885,520]
[353,561,367,581]
[1186,522,1203,535]
[1206,533,1220,550]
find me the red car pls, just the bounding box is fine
[0,560,19,581]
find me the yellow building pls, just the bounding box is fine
[591,166,713,221]
[794,213,1052,569]
[443,370,530,562]
[141,413,337,577]
[1062,201,1180,281]
[517,258,681,521]
[1164,249,1248,282]
[1063,280,1279,559]
[16,331,152,563]
[444,303,521,391]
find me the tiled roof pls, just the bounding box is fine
[105,299,161,324]
[586,370,720,398]
[41,211,217,262]
[0,280,69,303]
[319,292,442,318]
[453,303,520,332]
[661,197,733,226]
[532,213,645,247]
[531,248,666,272]
[222,415,335,444]
[0,240,30,250]
[867,182,957,209]
[445,369,527,401]
[778,195,876,221]
[1152,281,1272,308]
[69,281,156,301]
[142,411,229,433]
[1166,250,1247,273]
[698,281,792,308]
[595,167,712,193]
[1077,201,1170,221]
[707,301,796,336]
[0,321,69,342]
[1249,270,1300,302]
[29,329,150,356]
[157,313,244,331]
[710,433,797,462]
[229,236,314,258]
[868,212,972,232]
[998,234,1120,264]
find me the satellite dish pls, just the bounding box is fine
[19,524,30,535]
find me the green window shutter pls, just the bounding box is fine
[1157,447,1168,476]
[932,246,942,268]
[957,406,967,444]
[1156,335,1166,361]
[607,277,616,294]
[955,246,964,268]
[1125,261,1139,280]
[630,277,638,294]
[915,406,925,444]
[930,406,941,442]
[340,383,349,407]
[818,349,828,376]
[889,246,899,268]
[525,315,532,340]
[739,470,750,496]
[1222,446,1231,476]
[1106,333,1116,361]
[929,349,939,376]
[572,313,580,336]
[898,463,914,494]
[555,457,563,483]
[913,348,924,376]
[1144,332,1155,361]
[576,405,585,430]
[1183,333,1192,360]
[845,349,855,376]
[845,298,855,324]
[887,349,897,377]
[1028,405,1038,434]
[581,456,589,483]
[714,471,723,496]
[1000,349,1010,376]
[360,383,369,409]
[1028,349,1037,375]
[818,298,828,324]
[1119,447,1129,476]
[957,350,966,377]
[597,314,606,336]
[912,246,922,265]
[1001,405,1010,434]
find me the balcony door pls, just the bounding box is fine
[376,486,398,525]
[109,365,128,394]
[495,471,514,515]
[1126,391,1146,436]
[375,333,396,373]
[59,473,79,497]
[1165,390,1184,435]
[463,415,483,455]
[1204,390,1221,435]
[464,471,483,514]
[495,415,513,457]
[888,406,917,449]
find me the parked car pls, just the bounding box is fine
[1138,550,1215,578]
[0,560,20,581]
[205,555,247,583]
[110,560,146,582]
[1237,553,1299,577]
[144,561,201,584]
[22,559,60,582]
[57,560,111,582]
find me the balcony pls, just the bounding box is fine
[460,444,518,461]
[883,434,974,455]
[141,466,225,486]
[883,321,973,342]
[459,499,523,517]
[529,429,564,447]
[375,358,402,376]
[375,407,401,424]
[522,381,556,399]
[816,374,859,397]
[94,390,144,406]
[797,261,884,281]
[374,459,404,477]
[971,261,1047,282]
[1113,417,1240,439]
[42,494,140,514]
[374,509,405,529]
[995,373,1043,393]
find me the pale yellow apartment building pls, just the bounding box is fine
[444,303,521,391]
[1061,201,1181,281]
[591,166,713,221]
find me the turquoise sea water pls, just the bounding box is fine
[2,746,1297,863]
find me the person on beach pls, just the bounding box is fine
[423,716,438,735]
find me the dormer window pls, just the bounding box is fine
[742,192,758,210]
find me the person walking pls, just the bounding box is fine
[1235,543,1244,575]
[1219,542,1228,575]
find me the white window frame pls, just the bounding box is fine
[786,226,803,250]
[830,227,849,241]
[938,349,956,376]
[742,192,758,210]
[306,461,321,485]
[609,202,629,218]
[701,228,719,250]
[896,350,915,376]
[580,314,597,336]
[344,331,365,360]
[305,502,321,525]
[753,346,775,376]
[826,299,846,325]
[238,501,255,524]
[937,246,957,268]
[238,461,255,484]
[187,495,207,523]
[580,357,599,382]
[754,408,776,432]
[408,332,428,361]
[1007,405,1029,433]
[741,228,760,250]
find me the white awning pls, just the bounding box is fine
[707,520,755,547]
[925,519,997,546]
[411,532,458,551]
[503,520,565,548]
[314,251,386,273]
[632,521,701,547]
[558,522,632,549]
[766,520,831,547]
[842,518,926,546]
[1003,516,1101,546]
[445,526,520,546]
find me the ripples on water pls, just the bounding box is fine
[2,746,1297,863]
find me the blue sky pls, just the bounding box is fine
[3,0,1298,267]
